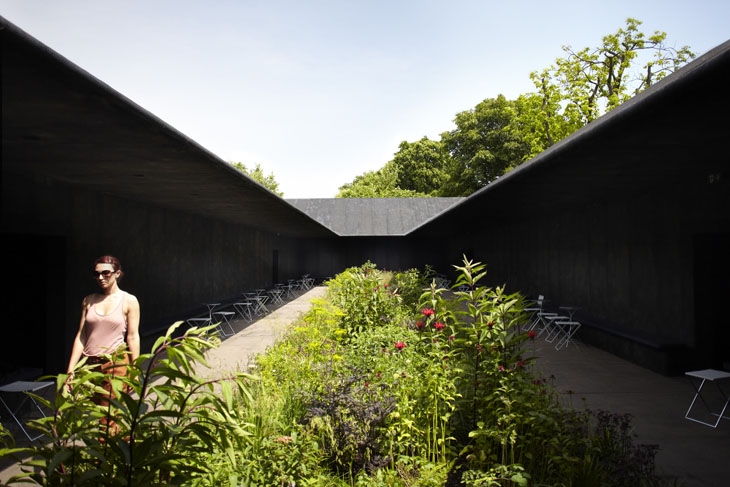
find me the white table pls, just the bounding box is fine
[559,306,581,320]
[0,380,54,441]
[684,369,730,428]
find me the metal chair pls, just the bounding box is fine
[0,380,54,441]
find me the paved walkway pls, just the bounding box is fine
[3,286,729,485]
[195,286,329,380]
[529,340,730,486]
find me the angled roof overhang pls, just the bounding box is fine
[286,198,464,236]
[1,17,336,239]
[411,39,730,234]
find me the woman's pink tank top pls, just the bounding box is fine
[83,292,127,357]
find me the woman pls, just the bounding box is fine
[65,255,140,435]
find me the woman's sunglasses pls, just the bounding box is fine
[92,270,115,278]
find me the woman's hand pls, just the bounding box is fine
[63,372,74,393]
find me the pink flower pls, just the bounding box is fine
[422,308,435,317]
[434,322,445,331]
[395,341,406,350]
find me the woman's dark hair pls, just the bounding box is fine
[94,255,124,280]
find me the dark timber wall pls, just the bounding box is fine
[413,181,728,375]
[1,171,330,376]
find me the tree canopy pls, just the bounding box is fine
[337,18,695,198]
[440,95,531,196]
[231,161,284,197]
[336,162,424,198]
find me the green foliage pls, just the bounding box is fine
[4,323,256,486]
[336,162,428,198]
[520,18,695,156]
[390,137,451,196]
[325,262,407,340]
[300,369,396,475]
[391,268,428,311]
[200,380,323,487]
[2,260,671,486]
[230,161,284,196]
[440,96,531,196]
[337,18,693,197]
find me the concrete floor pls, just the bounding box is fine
[2,286,729,485]
[528,339,730,486]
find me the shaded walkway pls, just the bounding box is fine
[195,286,328,380]
[529,340,730,486]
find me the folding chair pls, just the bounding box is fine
[212,309,236,337]
[0,380,54,441]
[186,302,234,337]
[553,320,582,350]
[522,295,545,332]
[542,314,571,344]
[233,298,254,322]
[268,287,285,306]
[684,369,730,428]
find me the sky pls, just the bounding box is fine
[1,1,728,198]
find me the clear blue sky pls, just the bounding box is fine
[1,1,728,197]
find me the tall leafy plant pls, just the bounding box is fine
[4,323,255,486]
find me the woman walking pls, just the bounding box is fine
[65,255,140,437]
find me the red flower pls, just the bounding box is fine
[528,330,537,340]
[384,283,388,288]
[416,320,425,329]
[434,322,445,331]
[395,341,406,350]
[422,308,435,317]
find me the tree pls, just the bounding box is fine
[336,162,425,198]
[335,18,695,197]
[390,137,451,196]
[231,161,283,197]
[518,18,695,155]
[440,95,531,196]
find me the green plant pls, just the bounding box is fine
[5,323,255,486]
[326,262,405,341]
[4,259,671,486]
[392,268,428,311]
[300,368,396,476]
